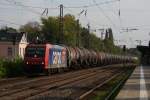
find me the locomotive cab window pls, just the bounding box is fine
[36,48,45,57]
[26,47,45,57]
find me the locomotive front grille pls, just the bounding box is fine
[25,64,45,74]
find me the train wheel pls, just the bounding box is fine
[45,69,49,76]
[48,69,52,75]
[45,69,52,76]
[58,68,62,73]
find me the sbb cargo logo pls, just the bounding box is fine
[52,51,61,64]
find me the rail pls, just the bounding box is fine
[78,71,123,100]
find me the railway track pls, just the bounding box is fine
[0,77,25,86]
[0,67,109,98]
[0,76,47,90]
[0,68,94,90]
[79,71,123,100]
[28,68,123,100]
[0,64,118,90]
[0,65,126,100]
[0,64,123,89]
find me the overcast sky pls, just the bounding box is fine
[0,0,150,48]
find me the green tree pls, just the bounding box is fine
[0,26,17,33]
[19,14,123,54]
[63,14,79,46]
[19,21,41,42]
[108,28,114,44]
[41,14,80,46]
[41,17,59,43]
[80,27,89,48]
[103,28,115,53]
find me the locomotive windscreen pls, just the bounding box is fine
[25,47,45,57]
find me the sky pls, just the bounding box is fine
[0,0,150,48]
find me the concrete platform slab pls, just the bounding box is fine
[116,66,150,100]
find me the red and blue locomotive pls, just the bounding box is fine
[24,43,67,74]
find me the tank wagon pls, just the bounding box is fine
[24,43,137,75]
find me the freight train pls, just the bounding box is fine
[24,43,137,75]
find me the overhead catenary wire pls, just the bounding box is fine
[0,2,58,10]
[0,19,22,26]
[64,6,111,32]
[92,0,118,30]
[5,0,42,16]
[0,1,50,10]
[63,6,79,17]
[123,24,150,29]
[1,0,121,21]
[0,0,119,30]
[65,0,119,9]
[1,0,118,10]
[64,6,89,25]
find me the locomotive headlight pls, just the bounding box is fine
[42,62,44,64]
[26,62,29,64]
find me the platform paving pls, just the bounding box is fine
[116,66,150,100]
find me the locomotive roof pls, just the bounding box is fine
[27,43,65,49]
[27,43,47,46]
[52,44,65,49]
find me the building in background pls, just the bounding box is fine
[0,32,28,59]
[137,41,150,65]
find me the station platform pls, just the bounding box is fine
[116,66,150,100]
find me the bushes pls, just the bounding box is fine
[0,59,7,77]
[0,57,24,78]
